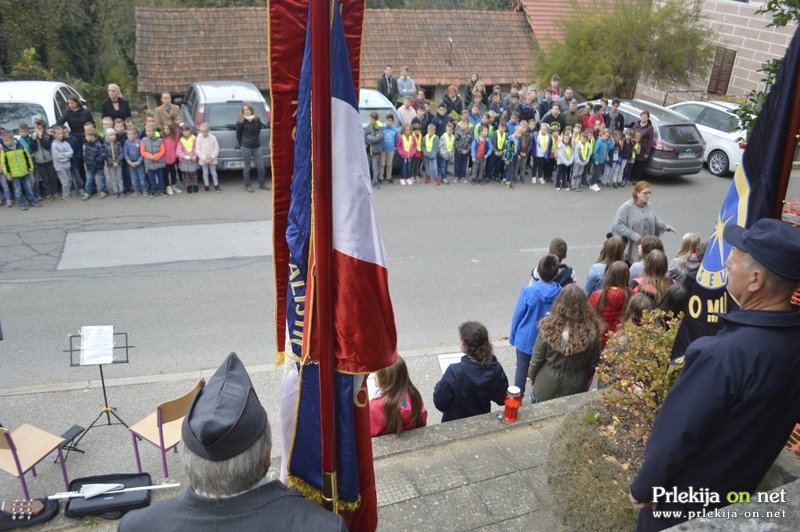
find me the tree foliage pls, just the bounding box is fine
[596,309,682,440]
[0,0,264,109]
[535,0,716,98]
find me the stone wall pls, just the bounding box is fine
[636,0,797,106]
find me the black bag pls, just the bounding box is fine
[64,472,151,520]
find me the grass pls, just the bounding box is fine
[546,399,642,531]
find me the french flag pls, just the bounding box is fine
[281,3,397,529]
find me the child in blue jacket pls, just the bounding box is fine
[509,254,562,393]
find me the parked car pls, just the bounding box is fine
[593,99,706,178]
[179,81,271,171]
[359,88,402,172]
[667,100,745,176]
[358,88,401,128]
[0,81,85,133]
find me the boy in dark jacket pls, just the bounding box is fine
[82,128,107,200]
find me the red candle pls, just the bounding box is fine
[503,385,522,422]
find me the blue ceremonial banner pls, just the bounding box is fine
[673,26,800,355]
[285,6,383,528]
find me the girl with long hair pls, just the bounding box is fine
[369,356,427,437]
[528,285,603,402]
[667,232,702,284]
[584,235,626,294]
[235,103,267,191]
[589,261,633,348]
[434,322,509,422]
[634,249,670,304]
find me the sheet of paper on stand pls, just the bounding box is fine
[80,325,114,365]
[437,352,462,374]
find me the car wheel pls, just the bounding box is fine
[708,150,729,176]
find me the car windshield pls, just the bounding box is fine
[205,102,268,130]
[0,102,47,132]
[660,124,703,145]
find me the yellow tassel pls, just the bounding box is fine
[287,475,361,512]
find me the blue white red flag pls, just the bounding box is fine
[280,2,397,529]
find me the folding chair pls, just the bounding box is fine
[129,379,204,477]
[0,424,70,499]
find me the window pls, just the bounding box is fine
[708,47,737,95]
[671,103,706,121]
[697,108,740,133]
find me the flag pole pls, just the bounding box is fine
[773,65,800,218]
[310,0,338,513]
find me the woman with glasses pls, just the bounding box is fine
[611,180,676,264]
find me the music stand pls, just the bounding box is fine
[63,327,134,455]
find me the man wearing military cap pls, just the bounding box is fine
[629,218,800,531]
[119,352,346,531]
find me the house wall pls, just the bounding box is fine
[636,0,797,106]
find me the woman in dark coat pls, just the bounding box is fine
[630,110,654,182]
[235,103,267,192]
[57,95,94,141]
[100,83,132,121]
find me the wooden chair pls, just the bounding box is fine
[0,424,70,499]
[129,379,204,478]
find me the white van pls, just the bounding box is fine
[0,81,85,132]
[358,88,400,128]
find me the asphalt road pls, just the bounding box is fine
[1,168,798,393]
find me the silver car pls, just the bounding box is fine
[598,99,706,178]
[179,81,271,171]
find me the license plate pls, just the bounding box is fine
[678,151,696,159]
[224,160,244,169]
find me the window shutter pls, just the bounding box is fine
[707,47,736,95]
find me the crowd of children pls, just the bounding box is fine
[0,110,223,210]
[366,80,644,191]
[369,229,704,437]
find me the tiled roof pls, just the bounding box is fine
[134,7,535,94]
[360,9,535,88]
[135,7,270,94]
[517,0,597,52]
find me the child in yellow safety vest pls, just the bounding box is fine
[572,130,592,191]
[395,123,416,186]
[0,130,40,210]
[438,122,455,185]
[490,122,508,182]
[421,123,440,185]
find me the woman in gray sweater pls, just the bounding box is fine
[611,180,676,263]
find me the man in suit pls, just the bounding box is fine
[376,65,398,105]
[118,352,346,532]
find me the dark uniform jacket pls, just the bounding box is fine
[631,308,800,519]
[117,480,347,532]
